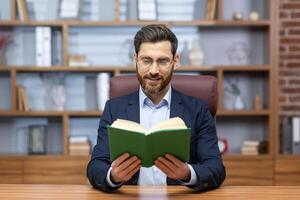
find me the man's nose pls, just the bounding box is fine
[149,62,159,75]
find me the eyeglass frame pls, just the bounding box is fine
[135,56,175,69]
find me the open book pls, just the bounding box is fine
[108,117,190,167]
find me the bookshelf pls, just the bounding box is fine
[0,0,282,185]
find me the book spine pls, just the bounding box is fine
[36,27,44,66]
[292,117,300,154]
[43,27,52,67]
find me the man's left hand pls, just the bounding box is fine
[154,154,190,181]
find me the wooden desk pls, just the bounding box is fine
[0,184,299,200]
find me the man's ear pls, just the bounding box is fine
[173,53,180,70]
[133,53,137,64]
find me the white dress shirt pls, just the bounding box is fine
[106,85,197,186]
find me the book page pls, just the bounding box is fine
[149,117,187,133]
[111,119,147,133]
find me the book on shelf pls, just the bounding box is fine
[68,55,89,67]
[108,117,191,167]
[59,0,81,19]
[16,85,30,111]
[292,117,300,154]
[16,0,29,21]
[205,0,217,20]
[96,73,110,111]
[138,0,157,21]
[36,27,52,67]
[241,140,268,155]
[69,136,91,156]
[280,117,293,154]
[46,0,60,20]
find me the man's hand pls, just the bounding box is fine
[154,154,190,181]
[110,153,141,183]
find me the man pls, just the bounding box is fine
[87,24,225,192]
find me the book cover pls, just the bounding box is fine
[205,0,216,20]
[17,0,29,21]
[108,117,191,167]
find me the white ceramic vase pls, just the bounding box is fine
[52,85,66,111]
[189,39,204,66]
[233,95,245,110]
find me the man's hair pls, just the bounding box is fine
[134,24,178,57]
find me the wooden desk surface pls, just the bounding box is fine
[0,184,299,200]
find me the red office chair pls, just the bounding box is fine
[109,75,218,116]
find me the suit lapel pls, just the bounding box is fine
[125,90,140,184]
[126,91,140,124]
[170,88,185,119]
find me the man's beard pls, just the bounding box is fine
[136,65,173,95]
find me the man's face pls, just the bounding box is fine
[135,41,179,95]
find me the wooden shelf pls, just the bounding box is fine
[0,65,271,73]
[0,111,63,117]
[216,110,270,116]
[0,20,271,27]
[217,65,270,72]
[11,66,117,73]
[224,154,272,160]
[0,111,101,117]
[173,20,271,27]
[276,155,300,159]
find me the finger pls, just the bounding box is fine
[123,161,141,182]
[112,153,130,167]
[165,154,182,168]
[157,156,177,172]
[155,159,175,178]
[118,156,139,172]
[119,159,141,178]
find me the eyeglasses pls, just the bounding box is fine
[137,57,174,69]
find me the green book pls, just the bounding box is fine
[108,117,191,167]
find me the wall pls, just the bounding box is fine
[279,0,300,112]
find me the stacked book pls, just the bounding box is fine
[241,140,268,155]
[69,136,91,156]
[16,85,30,111]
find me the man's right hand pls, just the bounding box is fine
[110,153,141,183]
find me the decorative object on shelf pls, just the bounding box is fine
[232,11,244,20]
[0,31,13,65]
[51,85,66,111]
[249,11,259,21]
[188,38,204,66]
[28,125,47,155]
[119,39,134,66]
[43,73,66,111]
[59,0,81,19]
[218,138,228,154]
[224,78,245,110]
[180,40,191,66]
[68,54,89,67]
[227,42,251,65]
[253,95,263,110]
[205,0,217,20]
[138,0,157,21]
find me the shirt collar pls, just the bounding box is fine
[139,85,172,109]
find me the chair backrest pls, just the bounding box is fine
[110,75,218,116]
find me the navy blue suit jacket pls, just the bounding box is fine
[87,88,225,192]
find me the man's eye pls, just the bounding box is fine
[159,60,170,65]
[142,59,152,65]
